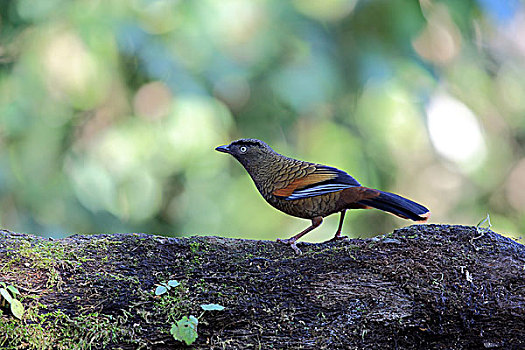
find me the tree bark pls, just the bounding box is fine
[0,224,524,349]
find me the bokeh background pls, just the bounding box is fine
[0,0,523,241]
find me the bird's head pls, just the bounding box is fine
[215,139,276,168]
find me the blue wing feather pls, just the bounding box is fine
[282,165,360,201]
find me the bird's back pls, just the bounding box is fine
[248,154,360,219]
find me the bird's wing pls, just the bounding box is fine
[273,165,360,200]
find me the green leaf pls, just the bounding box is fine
[167,280,180,288]
[171,316,198,345]
[155,285,168,296]
[200,303,225,311]
[0,288,13,304]
[6,285,20,296]
[10,299,24,320]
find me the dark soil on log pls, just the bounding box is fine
[0,224,524,349]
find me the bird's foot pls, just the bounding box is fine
[328,232,349,242]
[276,238,302,255]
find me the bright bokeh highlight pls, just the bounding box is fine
[427,94,486,171]
[0,0,523,240]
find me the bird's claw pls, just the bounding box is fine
[329,233,349,242]
[276,238,302,255]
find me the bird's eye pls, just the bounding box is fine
[239,146,247,153]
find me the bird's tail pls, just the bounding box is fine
[357,190,430,222]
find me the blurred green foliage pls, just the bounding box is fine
[0,0,524,241]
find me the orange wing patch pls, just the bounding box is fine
[273,172,337,197]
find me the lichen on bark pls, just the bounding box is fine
[0,225,524,349]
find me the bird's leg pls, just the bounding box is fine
[331,210,348,241]
[277,216,323,254]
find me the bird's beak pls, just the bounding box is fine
[215,145,231,154]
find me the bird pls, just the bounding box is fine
[216,138,430,254]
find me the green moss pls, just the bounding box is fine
[0,303,135,350]
[0,311,51,349]
[96,272,140,285]
[1,239,81,289]
[189,241,200,253]
[152,282,193,323]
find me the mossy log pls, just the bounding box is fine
[0,224,524,349]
